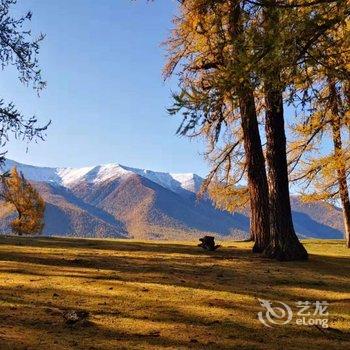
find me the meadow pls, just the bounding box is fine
[0,236,349,350]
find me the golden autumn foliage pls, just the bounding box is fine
[165,0,350,195]
[165,0,350,255]
[290,75,350,198]
[208,182,249,213]
[0,167,45,235]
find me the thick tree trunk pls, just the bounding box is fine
[239,89,270,253]
[228,2,270,252]
[263,84,308,260]
[262,3,307,261]
[329,81,350,248]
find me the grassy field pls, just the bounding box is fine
[0,236,349,350]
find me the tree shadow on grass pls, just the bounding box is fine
[0,236,349,349]
[0,235,239,256]
[0,245,349,297]
[0,282,349,350]
[0,284,258,350]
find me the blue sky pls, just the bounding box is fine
[1,0,208,175]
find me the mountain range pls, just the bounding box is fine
[0,159,345,240]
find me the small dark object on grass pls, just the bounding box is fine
[63,310,89,325]
[198,236,220,251]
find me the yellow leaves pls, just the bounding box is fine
[294,144,349,201]
[1,167,45,235]
[308,155,335,177]
[208,182,249,213]
[300,192,331,203]
[167,0,350,211]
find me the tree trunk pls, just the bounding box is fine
[239,89,270,253]
[228,1,270,253]
[263,84,308,260]
[329,81,350,248]
[262,3,307,261]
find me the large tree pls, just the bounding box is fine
[287,2,350,248]
[244,0,348,259]
[291,78,350,249]
[259,2,308,260]
[165,0,271,253]
[165,0,349,260]
[328,79,350,248]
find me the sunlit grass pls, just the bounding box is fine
[0,236,349,349]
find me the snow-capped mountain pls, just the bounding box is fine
[0,159,345,240]
[3,159,202,194]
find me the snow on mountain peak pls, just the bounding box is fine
[2,160,203,194]
[171,173,202,193]
[80,164,132,184]
[121,165,200,193]
[57,166,94,186]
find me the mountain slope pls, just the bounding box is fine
[0,181,127,238]
[70,173,250,239]
[0,159,344,240]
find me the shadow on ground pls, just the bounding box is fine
[0,236,349,350]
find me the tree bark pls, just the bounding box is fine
[262,3,307,261]
[228,1,270,253]
[263,83,308,260]
[329,81,350,248]
[239,89,270,253]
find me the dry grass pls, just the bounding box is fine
[0,236,349,350]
